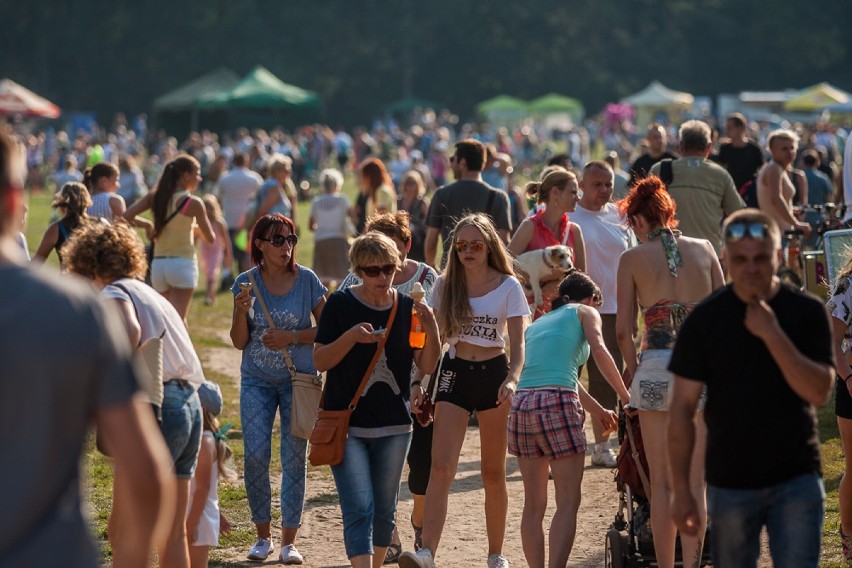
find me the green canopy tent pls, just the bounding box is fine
[527,93,585,129]
[152,68,241,137]
[198,65,323,130]
[476,95,528,126]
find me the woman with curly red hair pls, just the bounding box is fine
[615,175,724,567]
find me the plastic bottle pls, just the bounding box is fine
[409,281,426,349]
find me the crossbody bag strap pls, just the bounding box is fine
[316,289,399,411]
[246,269,302,377]
[152,195,191,240]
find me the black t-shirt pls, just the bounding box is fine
[717,142,765,190]
[669,285,833,489]
[315,289,415,432]
[629,151,678,186]
[426,179,512,267]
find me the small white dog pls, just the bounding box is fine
[516,245,575,307]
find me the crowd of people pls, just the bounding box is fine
[3,109,852,568]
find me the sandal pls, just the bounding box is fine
[411,520,423,551]
[383,542,402,564]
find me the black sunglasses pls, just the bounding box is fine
[259,234,298,247]
[724,222,770,242]
[360,263,397,277]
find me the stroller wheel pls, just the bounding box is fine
[605,527,628,568]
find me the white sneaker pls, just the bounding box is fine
[591,445,618,468]
[247,538,274,561]
[279,544,304,565]
[398,547,435,568]
[487,553,510,568]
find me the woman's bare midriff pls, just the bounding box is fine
[453,341,504,361]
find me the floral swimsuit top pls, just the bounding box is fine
[640,299,697,351]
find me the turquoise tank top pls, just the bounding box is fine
[517,304,589,390]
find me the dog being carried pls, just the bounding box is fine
[515,244,574,308]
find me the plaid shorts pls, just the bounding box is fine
[508,387,586,459]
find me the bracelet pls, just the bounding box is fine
[845,373,852,383]
[411,380,422,388]
[291,330,298,345]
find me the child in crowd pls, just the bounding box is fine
[200,194,232,305]
[187,381,237,568]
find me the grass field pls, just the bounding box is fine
[20,181,850,566]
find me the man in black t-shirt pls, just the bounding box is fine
[424,139,512,269]
[667,209,833,567]
[628,123,677,186]
[716,113,765,205]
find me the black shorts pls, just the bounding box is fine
[836,376,852,419]
[434,353,508,413]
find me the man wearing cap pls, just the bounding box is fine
[668,208,833,566]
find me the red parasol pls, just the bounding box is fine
[0,79,61,119]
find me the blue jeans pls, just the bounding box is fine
[160,379,202,478]
[708,473,825,568]
[331,432,412,558]
[241,377,307,528]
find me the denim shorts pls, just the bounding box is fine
[151,257,199,291]
[160,379,202,478]
[508,387,586,459]
[630,349,706,412]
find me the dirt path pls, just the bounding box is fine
[202,343,773,567]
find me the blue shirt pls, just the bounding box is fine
[232,265,326,382]
[517,304,589,390]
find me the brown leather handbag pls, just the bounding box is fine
[308,291,399,466]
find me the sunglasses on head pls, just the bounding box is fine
[724,222,770,242]
[360,263,397,277]
[259,234,298,247]
[454,239,486,253]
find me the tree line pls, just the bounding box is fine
[2,0,849,128]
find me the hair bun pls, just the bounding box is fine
[636,175,664,197]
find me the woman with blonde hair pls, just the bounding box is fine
[509,166,586,319]
[615,175,724,568]
[400,213,530,568]
[315,231,439,568]
[33,182,93,266]
[247,154,298,231]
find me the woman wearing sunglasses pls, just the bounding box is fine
[400,213,530,568]
[337,212,438,562]
[615,176,724,568]
[314,231,440,568]
[230,213,327,565]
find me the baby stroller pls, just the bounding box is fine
[604,409,712,567]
